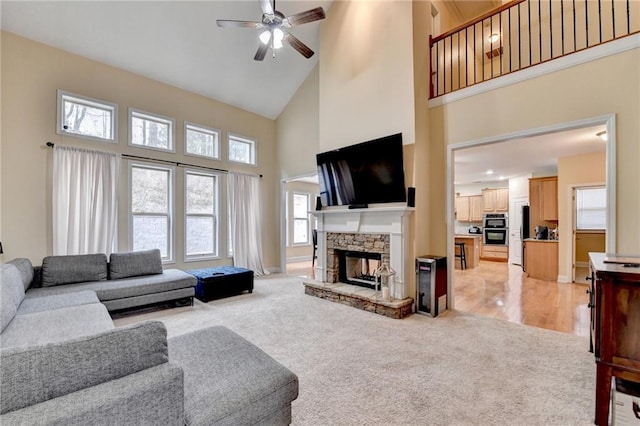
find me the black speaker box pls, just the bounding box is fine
[315,196,322,211]
[407,187,416,207]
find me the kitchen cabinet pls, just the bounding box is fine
[482,188,509,212]
[588,253,640,425]
[523,239,558,280]
[455,196,470,221]
[454,235,481,269]
[528,177,558,236]
[469,196,483,221]
[481,244,508,261]
[455,195,483,222]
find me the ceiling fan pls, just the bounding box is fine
[216,0,326,61]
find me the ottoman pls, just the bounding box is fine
[168,326,299,426]
[186,267,254,302]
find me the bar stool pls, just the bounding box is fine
[455,242,467,270]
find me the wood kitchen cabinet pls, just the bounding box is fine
[481,245,508,262]
[528,177,558,235]
[523,239,558,280]
[456,195,483,222]
[588,253,640,425]
[482,188,509,212]
[454,235,481,269]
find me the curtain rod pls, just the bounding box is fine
[46,142,262,178]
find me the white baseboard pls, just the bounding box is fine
[286,255,312,263]
[575,261,589,268]
[266,266,281,274]
[557,275,571,283]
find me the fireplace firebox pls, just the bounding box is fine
[338,250,382,289]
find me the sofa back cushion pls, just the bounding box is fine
[109,249,163,280]
[7,258,34,291]
[41,254,108,287]
[0,264,26,333]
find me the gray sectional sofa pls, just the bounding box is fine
[0,253,299,425]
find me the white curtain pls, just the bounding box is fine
[53,145,121,255]
[228,172,267,275]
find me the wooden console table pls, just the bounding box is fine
[588,252,640,425]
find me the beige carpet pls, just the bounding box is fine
[114,274,595,425]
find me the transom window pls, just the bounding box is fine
[57,90,117,142]
[576,186,606,230]
[185,170,219,260]
[228,133,256,165]
[129,163,174,261]
[129,108,175,152]
[185,123,220,159]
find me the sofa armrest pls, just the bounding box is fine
[1,321,169,414]
[0,363,184,426]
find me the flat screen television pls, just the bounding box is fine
[316,133,406,207]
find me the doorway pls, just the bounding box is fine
[448,115,616,335]
[572,185,607,283]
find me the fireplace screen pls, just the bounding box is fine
[338,251,382,289]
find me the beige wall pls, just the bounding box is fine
[276,65,319,180]
[319,0,416,150]
[557,151,606,279]
[430,47,640,260]
[1,32,280,270]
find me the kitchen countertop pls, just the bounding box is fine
[455,234,482,238]
[524,238,559,243]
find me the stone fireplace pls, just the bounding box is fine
[304,206,414,318]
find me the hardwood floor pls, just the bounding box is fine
[453,260,590,337]
[287,259,590,337]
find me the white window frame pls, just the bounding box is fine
[227,133,257,166]
[128,108,176,153]
[184,122,221,160]
[128,161,175,263]
[184,169,220,262]
[576,186,607,231]
[56,90,118,143]
[291,192,311,246]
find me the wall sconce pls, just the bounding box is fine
[596,131,608,141]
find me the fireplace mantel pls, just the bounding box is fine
[311,206,414,299]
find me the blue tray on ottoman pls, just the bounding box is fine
[187,267,254,301]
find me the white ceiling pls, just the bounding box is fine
[0,0,332,120]
[454,125,607,185]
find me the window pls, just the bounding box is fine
[576,187,606,230]
[228,133,256,165]
[185,123,220,159]
[129,163,174,261]
[292,193,310,245]
[57,90,117,142]
[185,170,218,260]
[129,108,175,152]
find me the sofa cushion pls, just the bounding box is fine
[26,269,196,302]
[41,254,108,287]
[109,249,163,280]
[0,303,114,350]
[0,264,26,333]
[7,258,34,291]
[0,321,169,414]
[19,291,100,315]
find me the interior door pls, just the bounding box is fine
[510,197,528,265]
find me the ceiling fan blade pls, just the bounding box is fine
[254,44,269,61]
[217,19,264,28]
[285,7,326,26]
[285,33,314,58]
[260,0,274,15]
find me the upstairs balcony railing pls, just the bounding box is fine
[429,0,640,99]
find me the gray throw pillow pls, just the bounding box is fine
[41,254,108,287]
[109,249,163,280]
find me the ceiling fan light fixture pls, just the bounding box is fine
[273,28,284,49]
[259,30,271,45]
[596,131,608,141]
